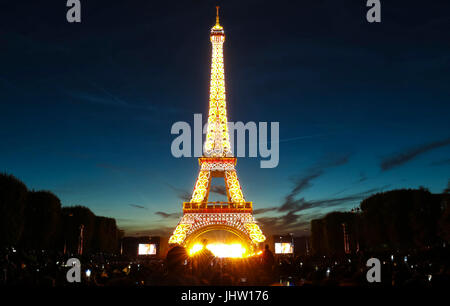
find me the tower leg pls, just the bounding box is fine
[224,170,245,205]
[190,170,211,204]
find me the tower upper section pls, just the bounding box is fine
[204,6,232,157]
[210,6,225,42]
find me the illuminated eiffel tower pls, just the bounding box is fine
[169,7,266,248]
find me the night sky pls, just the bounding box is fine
[1,0,450,236]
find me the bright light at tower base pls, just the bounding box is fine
[189,242,248,258]
[207,243,246,258]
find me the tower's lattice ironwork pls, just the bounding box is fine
[169,7,266,246]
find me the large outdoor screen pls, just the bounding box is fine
[138,243,157,255]
[275,242,294,254]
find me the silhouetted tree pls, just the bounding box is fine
[311,212,359,255]
[444,180,450,194]
[21,190,62,250]
[0,173,28,246]
[325,212,359,255]
[360,189,441,250]
[62,206,96,254]
[311,189,446,255]
[438,194,450,242]
[92,216,119,253]
[1,172,123,254]
[311,219,327,255]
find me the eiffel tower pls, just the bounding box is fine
[169,7,266,248]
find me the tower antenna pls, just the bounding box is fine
[216,6,220,25]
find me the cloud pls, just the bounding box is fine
[430,158,450,166]
[210,185,227,196]
[129,204,147,210]
[260,134,327,146]
[68,83,182,118]
[122,225,175,237]
[290,154,350,196]
[155,211,181,219]
[71,91,131,108]
[304,186,390,211]
[167,184,191,202]
[291,171,323,195]
[256,185,391,235]
[276,154,351,214]
[356,172,367,183]
[70,81,156,111]
[278,195,308,212]
[257,214,310,236]
[381,137,450,171]
[96,163,138,176]
[252,154,353,235]
[115,218,136,224]
[277,187,387,215]
[253,207,277,215]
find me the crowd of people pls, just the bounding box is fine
[0,244,449,286]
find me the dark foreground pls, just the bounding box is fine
[1,245,449,287]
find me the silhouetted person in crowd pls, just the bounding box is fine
[262,244,275,268]
[191,239,215,284]
[163,245,198,285]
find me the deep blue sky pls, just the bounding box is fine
[1,0,449,236]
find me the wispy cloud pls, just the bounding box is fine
[167,184,191,202]
[69,81,156,111]
[290,154,350,197]
[253,207,277,215]
[356,172,367,183]
[381,137,450,171]
[96,163,138,175]
[304,186,390,210]
[257,214,310,236]
[71,91,131,108]
[277,185,390,215]
[155,211,181,219]
[129,204,147,210]
[115,218,136,224]
[257,154,353,234]
[122,225,175,237]
[256,184,391,235]
[259,134,327,146]
[210,185,227,196]
[430,158,450,167]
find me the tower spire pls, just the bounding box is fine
[216,6,220,26]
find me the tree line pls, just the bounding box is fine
[311,188,450,256]
[0,173,123,253]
